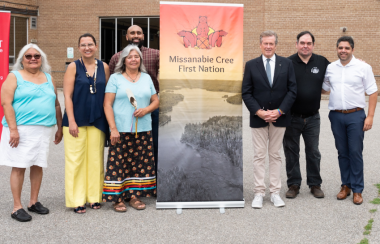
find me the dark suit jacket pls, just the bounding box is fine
[242,54,297,128]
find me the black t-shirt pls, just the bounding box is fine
[288,53,330,115]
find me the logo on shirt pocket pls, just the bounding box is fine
[311,67,319,74]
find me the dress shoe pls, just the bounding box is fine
[286,185,300,199]
[27,202,49,214]
[353,193,363,205]
[337,185,351,200]
[310,186,325,198]
[11,208,32,222]
[251,194,263,209]
[271,193,285,207]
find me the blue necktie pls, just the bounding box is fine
[266,59,272,87]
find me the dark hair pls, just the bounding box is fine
[336,36,354,49]
[297,31,315,43]
[78,33,96,46]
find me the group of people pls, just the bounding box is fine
[0,25,159,222]
[243,31,377,209]
[0,25,377,222]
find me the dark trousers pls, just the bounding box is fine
[151,108,159,172]
[329,110,365,193]
[283,113,322,187]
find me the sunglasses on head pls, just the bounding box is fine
[24,54,41,60]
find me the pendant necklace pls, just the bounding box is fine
[125,71,139,83]
[80,57,98,94]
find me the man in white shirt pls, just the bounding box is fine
[322,36,378,205]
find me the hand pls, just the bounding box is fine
[363,116,373,131]
[256,110,269,122]
[9,128,20,148]
[357,58,366,63]
[134,108,148,118]
[54,129,63,144]
[110,128,120,145]
[265,110,281,123]
[69,121,79,138]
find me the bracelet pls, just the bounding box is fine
[277,109,282,116]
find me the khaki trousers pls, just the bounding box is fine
[251,123,286,195]
[63,126,105,207]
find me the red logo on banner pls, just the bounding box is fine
[177,16,228,49]
[0,11,11,139]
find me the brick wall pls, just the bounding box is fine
[262,0,380,81]
[6,0,380,89]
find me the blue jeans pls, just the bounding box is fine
[283,113,322,187]
[151,108,159,172]
[329,110,365,193]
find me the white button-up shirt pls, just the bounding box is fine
[262,54,275,84]
[322,56,378,110]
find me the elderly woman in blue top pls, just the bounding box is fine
[102,45,159,212]
[0,44,63,222]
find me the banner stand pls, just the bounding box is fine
[157,2,245,210]
[0,11,11,140]
[156,200,245,214]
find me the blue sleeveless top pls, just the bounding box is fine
[62,59,108,135]
[2,71,56,127]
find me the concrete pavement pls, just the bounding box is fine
[0,90,379,243]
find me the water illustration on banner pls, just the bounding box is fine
[157,2,244,208]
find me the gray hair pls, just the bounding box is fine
[114,45,147,74]
[12,43,51,73]
[260,31,278,45]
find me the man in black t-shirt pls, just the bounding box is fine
[284,31,330,199]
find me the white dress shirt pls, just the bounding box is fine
[322,56,378,110]
[262,54,275,84]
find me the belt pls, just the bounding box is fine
[334,108,363,114]
[291,111,318,119]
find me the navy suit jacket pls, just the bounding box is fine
[242,54,297,128]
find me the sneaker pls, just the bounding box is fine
[271,193,285,207]
[251,194,263,209]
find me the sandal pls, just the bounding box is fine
[89,202,101,209]
[74,206,86,214]
[129,198,146,210]
[113,202,127,212]
[11,208,32,222]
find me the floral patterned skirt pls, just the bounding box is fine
[102,131,156,203]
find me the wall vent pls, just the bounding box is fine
[30,17,37,30]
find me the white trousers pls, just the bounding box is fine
[251,123,286,195]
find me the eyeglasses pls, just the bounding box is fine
[80,43,95,48]
[24,54,41,60]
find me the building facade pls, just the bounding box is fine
[2,0,380,87]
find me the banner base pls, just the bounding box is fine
[156,199,245,209]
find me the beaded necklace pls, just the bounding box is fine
[80,57,98,94]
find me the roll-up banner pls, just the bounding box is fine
[0,11,11,140]
[157,2,244,209]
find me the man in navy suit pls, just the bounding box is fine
[242,31,297,209]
